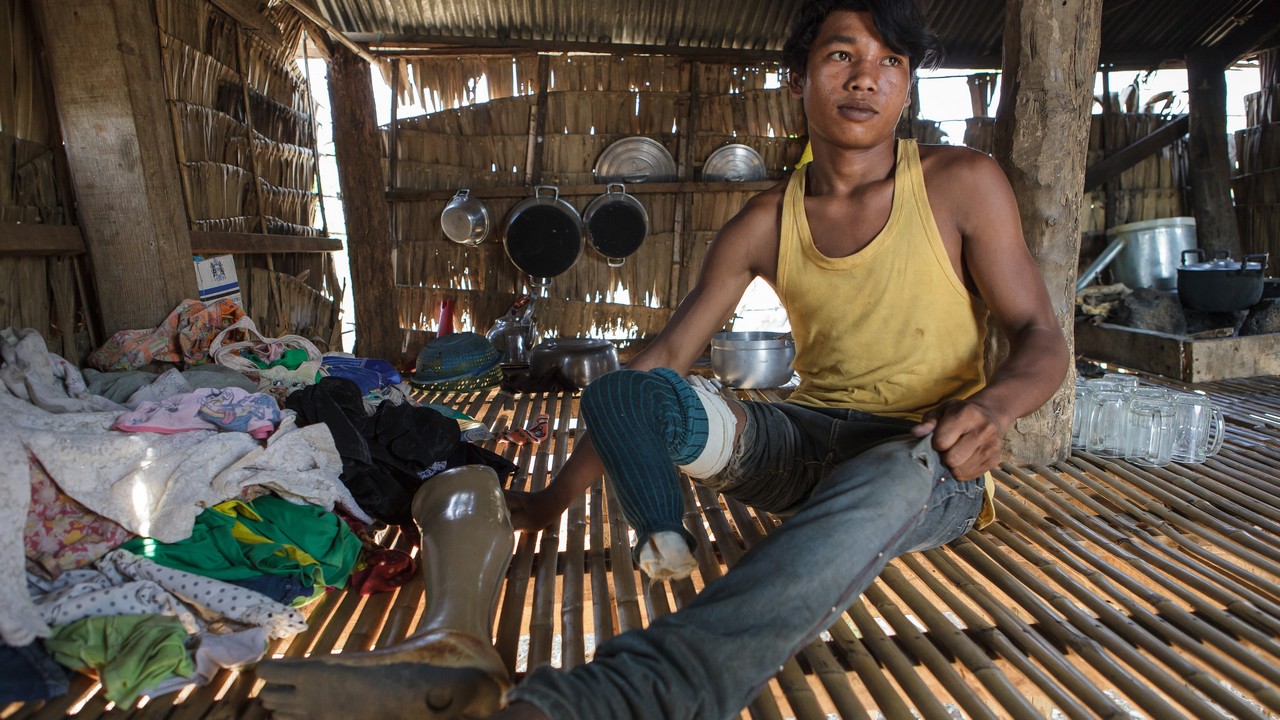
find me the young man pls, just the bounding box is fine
[257,1,1067,718]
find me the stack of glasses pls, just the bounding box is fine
[1073,373,1225,467]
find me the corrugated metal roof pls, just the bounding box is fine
[311,0,1276,69]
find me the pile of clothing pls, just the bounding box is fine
[0,302,512,707]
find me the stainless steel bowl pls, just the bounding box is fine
[529,338,619,388]
[710,332,795,388]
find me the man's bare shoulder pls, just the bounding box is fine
[917,144,1016,221]
[918,143,1005,184]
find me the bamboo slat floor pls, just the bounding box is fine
[5,372,1280,720]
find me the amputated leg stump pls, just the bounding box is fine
[257,465,516,720]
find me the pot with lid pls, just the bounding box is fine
[504,186,585,284]
[1177,249,1269,312]
[710,332,796,389]
[440,189,490,246]
[583,183,649,267]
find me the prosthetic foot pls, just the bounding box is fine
[257,465,516,719]
[637,531,698,582]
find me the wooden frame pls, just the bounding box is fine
[1075,320,1280,382]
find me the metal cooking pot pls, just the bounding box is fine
[529,338,619,388]
[583,183,649,267]
[710,332,796,389]
[440,189,490,246]
[504,186,585,282]
[1107,217,1197,291]
[1177,249,1269,313]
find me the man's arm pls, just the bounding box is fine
[912,150,1070,480]
[506,190,779,530]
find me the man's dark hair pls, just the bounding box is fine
[781,0,944,79]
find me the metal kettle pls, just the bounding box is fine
[486,295,538,366]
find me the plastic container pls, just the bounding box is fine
[1107,217,1197,291]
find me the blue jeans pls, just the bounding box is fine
[508,375,986,720]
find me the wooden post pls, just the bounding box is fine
[1185,46,1242,258]
[32,0,196,334]
[992,0,1103,464]
[328,44,400,359]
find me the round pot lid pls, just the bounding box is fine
[595,137,677,183]
[702,144,766,182]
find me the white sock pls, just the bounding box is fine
[637,531,698,582]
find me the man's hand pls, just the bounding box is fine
[910,399,1005,480]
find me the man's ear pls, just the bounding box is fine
[788,70,805,98]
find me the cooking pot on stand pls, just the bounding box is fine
[440,189,490,246]
[504,186,585,286]
[1177,249,1269,313]
[583,183,649,267]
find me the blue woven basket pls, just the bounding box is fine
[413,332,501,384]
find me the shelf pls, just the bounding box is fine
[386,180,778,202]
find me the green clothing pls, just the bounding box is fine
[45,615,193,706]
[122,495,361,589]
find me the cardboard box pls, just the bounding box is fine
[194,254,242,309]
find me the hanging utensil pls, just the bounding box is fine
[440,188,490,246]
[583,183,649,267]
[503,185,585,283]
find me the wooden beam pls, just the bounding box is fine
[328,43,400,360]
[992,0,1102,463]
[1084,115,1188,192]
[1186,46,1242,258]
[1212,1,1280,66]
[0,224,86,256]
[32,0,197,333]
[281,0,380,66]
[208,0,284,50]
[190,231,342,255]
[386,180,777,203]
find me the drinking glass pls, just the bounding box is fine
[1086,390,1130,458]
[1125,397,1175,467]
[1102,372,1140,390]
[1072,382,1093,449]
[1170,393,1225,463]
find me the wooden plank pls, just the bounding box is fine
[1083,115,1188,192]
[208,0,285,49]
[1075,321,1280,382]
[1075,321,1187,378]
[31,0,197,332]
[0,223,85,255]
[190,230,342,254]
[281,0,379,65]
[328,43,400,360]
[386,179,777,203]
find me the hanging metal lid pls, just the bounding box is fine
[595,137,678,183]
[702,144,766,182]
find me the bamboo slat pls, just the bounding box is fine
[15,372,1280,720]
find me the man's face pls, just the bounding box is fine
[788,10,912,151]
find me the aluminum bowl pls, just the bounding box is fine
[710,332,796,388]
[529,338,619,388]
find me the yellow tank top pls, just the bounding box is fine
[778,140,988,419]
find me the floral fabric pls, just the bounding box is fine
[86,298,246,372]
[25,452,133,579]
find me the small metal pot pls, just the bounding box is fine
[1177,249,1269,313]
[529,338,619,388]
[583,183,649,267]
[710,332,796,389]
[504,186,585,280]
[440,189,490,246]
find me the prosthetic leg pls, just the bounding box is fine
[256,465,515,720]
